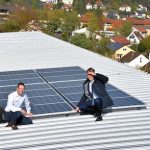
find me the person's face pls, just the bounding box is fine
[87,71,95,81]
[17,85,25,96]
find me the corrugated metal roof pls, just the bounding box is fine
[0,32,150,149]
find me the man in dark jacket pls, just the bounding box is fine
[75,68,113,121]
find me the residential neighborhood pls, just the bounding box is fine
[0,0,150,72]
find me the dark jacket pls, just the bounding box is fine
[77,73,113,109]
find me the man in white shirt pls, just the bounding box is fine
[4,82,33,130]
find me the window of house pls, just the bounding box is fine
[140,57,142,63]
[134,39,136,43]
[117,54,122,58]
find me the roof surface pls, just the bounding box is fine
[107,42,123,51]
[121,51,140,63]
[111,36,130,45]
[0,32,150,149]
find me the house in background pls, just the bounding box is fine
[0,6,10,15]
[121,51,149,69]
[144,26,150,36]
[119,5,131,12]
[137,5,148,12]
[128,54,149,69]
[142,61,150,73]
[86,1,92,10]
[135,10,146,19]
[93,0,105,9]
[127,31,144,45]
[72,27,90,38]
[111,36,130,46]
[113,45,134,61]
[100,30,115,37]
[132,26,148,38]
[62,4,73,11]
[42,0,58,4]
[107,42,123,52]
[103,18,124,31]
[62,0,73,4]
[121,51,139,63]
[105,10,120,19]
[72,27,102,40]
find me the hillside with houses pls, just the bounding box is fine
[0,0,150,73]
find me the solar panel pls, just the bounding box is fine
[0,70,72,116]
[37,66,145,110]
[36,66,83,73]
[0,70,35,75]
[0,66,145,118]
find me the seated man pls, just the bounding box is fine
[75,68,113,121]
[4,82,33,130]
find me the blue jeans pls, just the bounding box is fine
[4,111,33,125]
[79,98,102,114]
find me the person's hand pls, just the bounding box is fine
[89,72,96,76]
[87,72,96,77]
[21,109,27,116]
[75,107,80,112]
[26,112,33,117]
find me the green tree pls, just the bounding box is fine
[0,19,20,32]
[54,0,64,9]
[46,10,65,35]
[119,21,132,37]
[138,36,150,53]
[97,37,113,57]
[61,11,80,40]
[73,0,86,15]
[130,44,138,52]
[88,12,99,32]
[70,34,93,50]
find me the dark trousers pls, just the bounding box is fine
[4,111,32,125]
[78,98,102,115]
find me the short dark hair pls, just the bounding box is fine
[87,67,95,73]
[17,82,25,88]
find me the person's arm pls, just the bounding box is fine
[24,95,32,114]
[7,95,22,112]
[75,94,87,112]
[95,73,109,84]
[77,94,87,107]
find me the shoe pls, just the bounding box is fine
[5,123,12,127]
[11,125,18,130]
[96,116,103,121]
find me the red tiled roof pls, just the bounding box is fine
[95,0,103,5]
[103,18,125,29]
[133,31,144,40]
[133,26,147,33]
[80,12,94,23]
[121,51,139,63]
[111,36,130,45]
[126,17,150,26]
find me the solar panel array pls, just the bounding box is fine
[0,66,145,116]
[0,70,72,115]
[37,66,145,109]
